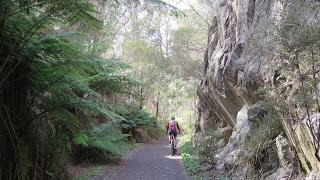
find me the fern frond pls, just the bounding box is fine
[73,123,132,155]
[17,145,32,180]
[52,108,81,134]
[73,131,89,146]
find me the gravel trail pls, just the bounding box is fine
[94,137,189,180]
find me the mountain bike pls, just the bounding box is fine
[169,134,177,156]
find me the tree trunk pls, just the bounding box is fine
[139,86,143,109]
[155,90,160,120]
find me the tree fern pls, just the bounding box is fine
[0,0,168,179]
[73,123,131,155]
[1,1,112,179]
[17,145,32,180]
[52,108,81,135]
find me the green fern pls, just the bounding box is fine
[0,1,127,179]
[73,131,89,146]
[17,145,32,180]
[0,0,170,179]
[73,123,131,155]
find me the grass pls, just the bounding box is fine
[238,104,283,175]
[179,134,201,175]
[179,130,226,179]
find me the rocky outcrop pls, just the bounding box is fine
[196,0,320,178]
[196,0,284,132]
[213,102,281,178]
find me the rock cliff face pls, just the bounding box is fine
[197,0,284,132]
[196,0,320,178]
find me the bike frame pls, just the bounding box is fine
[169,134,177,156]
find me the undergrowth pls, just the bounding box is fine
[179,134,201,175]
[72,123,133,163]
[193,130,224,164]
[240,103,283,174]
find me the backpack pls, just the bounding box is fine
[169,120,177,131]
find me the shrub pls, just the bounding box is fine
[193,130,224,164]
[180,134,201,175]
[240,104,283,174]
[72,123,132,163]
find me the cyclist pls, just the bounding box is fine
[166,116,181,147]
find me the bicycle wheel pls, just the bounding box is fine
[171,140,175,156]
[170,135,175,156]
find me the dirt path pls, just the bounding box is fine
[93,137,190,180]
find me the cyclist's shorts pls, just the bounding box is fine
[169,131,177,137]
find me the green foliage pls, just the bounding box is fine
[17,146,32,180]
[181,152,201,175]
[0,0,195,179]
[73,123,131,156]
[73,131,90,146]
[194,131,224,164]
[114,104,162,142]
[142,126,163,139]
[179,134,201,175]
[240,104,283,172]
[113,103,158,130]
[124,109,157,128]
[146,0,185,17]
[0,0,139,179]
[119,3,204,128]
